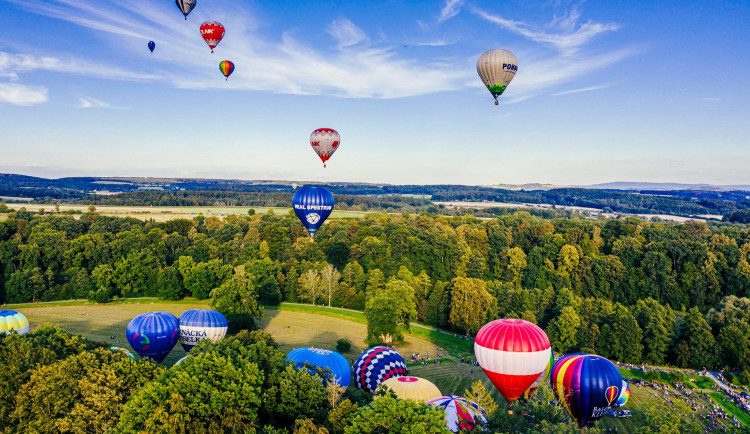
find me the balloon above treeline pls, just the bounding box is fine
[476,49,518,105]
[427,395,487,433]
[292,186,334,240]
[310,128,340,168]
[0,310,29,335]
[550,354,622,427]
[377,376,441,403]
[287,347,351,387]
[200,21,225,53]
[175,0,196,20]
[148,41,155,53]
[353,346,408,393]
[474,318,551,413]
[219,60,234,80]
[178,309,227,352]
[126,312,180,363]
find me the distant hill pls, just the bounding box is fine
[583,181,750,192]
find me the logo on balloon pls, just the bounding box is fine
[605,386,619,405]
[306,213,321,224]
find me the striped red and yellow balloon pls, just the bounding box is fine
[219,60,234,80]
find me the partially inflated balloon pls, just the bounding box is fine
[292,186,334,239]
[0,310,29,335]
[613,380,630,407]
[126,312,180,363]
[148,41,155,53]
[427,396,487,433]
[377,376,442,403]
[474,318,551,413]
[219,60,234,80]
[287,347,351,387]
[353,346,408,393]
[523,349,555,400]
[476,49,518,105]
[200,21,225,53]
[550,354,622,427]
[178,309,227,352]
[175,0,196,20]
[110,346,136,360]
[310,128,340,168]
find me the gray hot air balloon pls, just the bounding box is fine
[175,0,196,20]
[476,49,518,105]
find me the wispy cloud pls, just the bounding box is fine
[0,52,158,81]
[551,83,613,96]
[326,19,367,49]
[0,83,48,106]
[473,7,620,55]
[76,96,129,109]
[437,0,466,24]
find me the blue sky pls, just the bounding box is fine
[0,0,748,185]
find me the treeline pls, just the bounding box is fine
[1,210,750,382]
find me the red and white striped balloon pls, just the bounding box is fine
[310,128,340,168]
[474,318,551,408]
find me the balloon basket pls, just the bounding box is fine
[508,409,513,415]
[494,101,499,106]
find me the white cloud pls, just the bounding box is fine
[437,0,466,24]
[473,7,620,55]
[0,52,158,81]
[551,83,613,96]
[76,96,129,110]
[326,19,367,49]
[0,83,48,106]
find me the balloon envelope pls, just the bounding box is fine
[287,347,351,387]
[378,376,441,403]
[148,41,155,53]
[614,380,630,407]
[126,312,180,363]
[178,309,227,352]
[292,186,334,239]
[354,346,408,393]
[524,349,555,399]
[474,318,551,406]
[175,0,196,19]
[550,354,622,427]
[0,310,29,335]
[476,49,518,105]
[427,395,487,433]
[110,346,135,360]
[200,21,225,53]
[310,128,340,167]
[219,60,234,79]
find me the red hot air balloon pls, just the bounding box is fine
[310,128,340,168]
[200,21,225,53]
[474,318,552,414]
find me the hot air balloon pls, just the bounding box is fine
[219,60,234,80]
[175,0,196,20]
[310,128,340,168]
[178,309,228,352]
[126,312,180,363]
[550,354,622,427]
[292,186,334,239]
[476,49,518,105]
[427,396,487,433]
[0,310,29,335]
[287,347,351,387]
[613,380,630,407]
[110,347,136,360]
[200,21,225,53]
[353,346,408,393]
[173,355,191,367]
[377,376,442,403]
[474,318,551,414]
[148,41,155,53]
[523,349,555,400]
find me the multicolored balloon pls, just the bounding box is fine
[200,21,225,53]
[110,346,136,360]
[427,396,487,433]
[476,49,518,105]
[219,60,234,80]
[550,354,622,427]
[353,346,408,393]
[0,310,29,335]
[175,0,196,20]
[474,318,551,412]
[378,376,441,403]
[613,380,630,407]
[292,186,334,239]
[148,41,155,53]
[523,349,555,400]
[178,309,227,352]
[126,312,180,363]
[287,347,351,387]
[310,128,340,168]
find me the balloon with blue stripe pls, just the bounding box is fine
[178,309,228,352]
[126,312,180,363]
[287,347,351,387]
[292,186,334,239]
[0,310,29,335]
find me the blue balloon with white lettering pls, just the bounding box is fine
[292,186,334,239]
[126,312,180,363]
[287,347,351,387]
[178,309,228,352]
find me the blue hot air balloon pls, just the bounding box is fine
[287,347,351,387]
[354,346,408,393]
[0,310,29,335]
[148,41,155,53]
[178,309,228,352]
[550,354,622,427]
[126,312,180,363]
[292,186,334,239]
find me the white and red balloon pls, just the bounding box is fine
[310,128,340,168]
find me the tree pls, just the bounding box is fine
[365,279,417,345]
[507,247,527,288]
[156,265,185,300]
[547,306,580,354]
[263,365,328,426]
[633,298,674,364]
[449,277,496,335]
[600,304,643,363]
[299,268,323,305]
[345,396,450,434]
[320,263,341,307]
[675,307,716,368]
[327,399,359,434]
[424,281,450,328]
[210,265,264,332]
[464,380,498,416]
[365,269,385,301]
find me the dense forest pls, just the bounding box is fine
[2,206,750,387]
